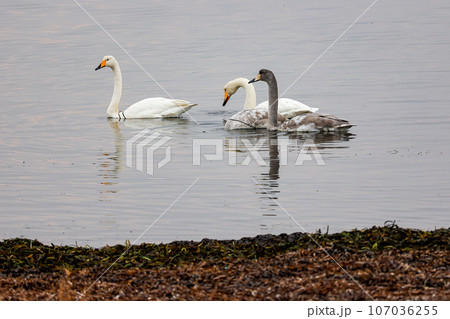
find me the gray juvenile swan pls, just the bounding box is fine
[223,77,318,130]
[249,69,353,132]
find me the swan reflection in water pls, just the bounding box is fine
[97,119,123,201]
[224,130,355,226]
[100,117,354,211]
[98,118,194,201]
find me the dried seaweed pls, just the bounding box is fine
[0,226,448,274]
[0,227,448,300]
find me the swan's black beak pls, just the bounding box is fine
[223,92,230,106]
[95,60,106,71]
[248,73,261,84]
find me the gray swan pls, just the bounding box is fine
[223,77,318,130]
[249,69,353,132]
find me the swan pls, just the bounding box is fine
[249,69,353,132]
[223,78,318,130]
[95,56,197,119]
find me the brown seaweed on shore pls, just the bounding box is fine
[0,226,448,300]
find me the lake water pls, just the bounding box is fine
[1,0,449,247]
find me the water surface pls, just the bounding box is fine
[0,0,449,246]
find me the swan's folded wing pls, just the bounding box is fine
[124,98,196,118]
[255,98,318,119]
[280,113,353,132]
[224,109,268,130]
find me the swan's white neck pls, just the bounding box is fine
[233,78,257,110]
[243,81,257,110]
[107,62,122,118]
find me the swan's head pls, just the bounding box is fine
[95,55,117,71]
[249,69,275,84]
[223,78,249,106]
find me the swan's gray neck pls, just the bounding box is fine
[267,75,278,131]
[107,63,122,118]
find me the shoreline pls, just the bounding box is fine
[1,226,448,300]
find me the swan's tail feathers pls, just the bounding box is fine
[330,117,354,130]
[338,123,355,130]
[176,100,197,113]
[330,116,354,130]
[181,103,197,113]
[173,100,197,115]
[186,103,198,108]
[178,102,198,108]
[334,116,354,130]
[159,101,197,117]
[174,100,197,108]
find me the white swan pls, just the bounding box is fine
[95,56,196,119]
[249,69,353,132]
[223,78,318,130]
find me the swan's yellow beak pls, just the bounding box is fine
[223,91,230,106]
[248,73,261,84]
[95,59,106,71]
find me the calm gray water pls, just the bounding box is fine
[1,0,449,247]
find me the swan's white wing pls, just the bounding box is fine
[256,98,318,118]
[123,98,196,119]
[224,109,269,130]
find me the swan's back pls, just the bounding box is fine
[280,113,353,132]
[123,98,196,119]
[256,98,318,118]
[224,109,288,130]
